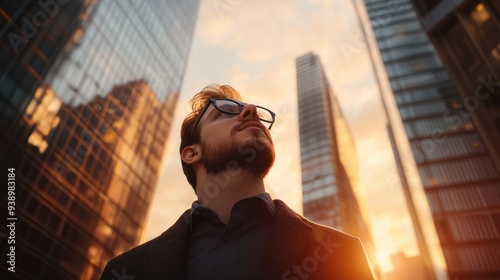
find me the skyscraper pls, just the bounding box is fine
[296,52,380,278]
[0,1,200,279]
[409,1,500,171]
[362,0,500,278]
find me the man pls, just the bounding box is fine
[100,84,374,280]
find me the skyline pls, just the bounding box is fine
[146,0,427,273]
[6,0,497,277]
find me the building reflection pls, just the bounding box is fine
[0,0,199,279]
[296,52,381,279]
[6,80,177,279]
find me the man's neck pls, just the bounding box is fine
[195,170,266,224]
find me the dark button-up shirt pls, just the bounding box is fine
[186,193,276,280]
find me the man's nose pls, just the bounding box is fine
[238,104,259,122]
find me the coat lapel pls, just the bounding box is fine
[151,210,191,279]
[259,200,313,279]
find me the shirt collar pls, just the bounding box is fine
[190,192,276,222]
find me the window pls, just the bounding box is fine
[411,132,485,161]
[410,113,473,139]
[395,84,456,105]
[424,156,497,187]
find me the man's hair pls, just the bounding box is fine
[179,84,242,192]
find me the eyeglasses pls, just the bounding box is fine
[189,98,276,143]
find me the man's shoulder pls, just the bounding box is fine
[273,199,361,243]
[306,216,360,241]
[111,211,189,260]
[99,233,167,279]
[107,230,168,264]
[270,199,374,279]
[100,211,190,279]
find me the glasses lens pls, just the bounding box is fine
[256,107,274,122]
[214,99,241,114]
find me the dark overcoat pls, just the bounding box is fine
[100,200,374,280]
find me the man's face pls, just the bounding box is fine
[197,100,275,178]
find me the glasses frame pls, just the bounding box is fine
[189,98,276,144]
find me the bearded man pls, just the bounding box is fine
[100,84,374,280]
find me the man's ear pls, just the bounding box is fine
[181,144,202,165]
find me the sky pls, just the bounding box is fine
[144,0,443,274]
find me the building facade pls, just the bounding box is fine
[296,52,380,278]
[386,123,436,280]
[411,0,500,173]
[363,0,500,278]
[0,1,199,279]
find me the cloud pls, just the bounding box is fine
[199,0,361,66]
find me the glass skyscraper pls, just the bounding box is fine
[296,52,380,279]
[363,0,500,278]
[0,1,199,279]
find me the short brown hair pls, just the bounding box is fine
[179,84,242,192]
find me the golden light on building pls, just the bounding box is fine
[25,87,61,153]
[471,3,490,24]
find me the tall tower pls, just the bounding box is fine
[296,52,380,279]
[362,0,500,278]
[410,0,500,172]
[0,1,200,279]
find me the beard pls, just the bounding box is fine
[200,130,275,178]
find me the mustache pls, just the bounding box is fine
[231,121,267,135]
